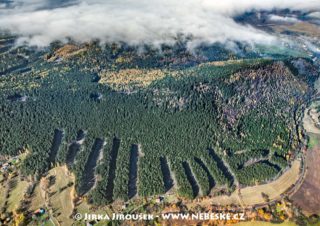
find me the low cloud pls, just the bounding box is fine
[0,0,319,47]
[268,15,300,23]
[307,11,320,19]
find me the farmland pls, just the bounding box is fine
[291,102,320,216]
[292,140,320,216]
[42,166,75,225]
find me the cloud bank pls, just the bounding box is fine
[0,0,319,47]
[268,15,300,24]
[307,11,320,19]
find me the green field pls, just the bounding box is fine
[308,133,320,149]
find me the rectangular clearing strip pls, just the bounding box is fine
[78,138,105,196]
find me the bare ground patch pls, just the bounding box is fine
[291,133,320,216]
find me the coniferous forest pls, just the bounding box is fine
[0,38,318,203]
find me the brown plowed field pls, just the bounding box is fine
[291,133,320,216]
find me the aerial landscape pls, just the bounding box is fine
[0,0,319,225]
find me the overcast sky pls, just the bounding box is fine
[0,0,319,47]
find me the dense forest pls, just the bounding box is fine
[0,38,317,203]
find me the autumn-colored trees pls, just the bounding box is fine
[0,50,312,204]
